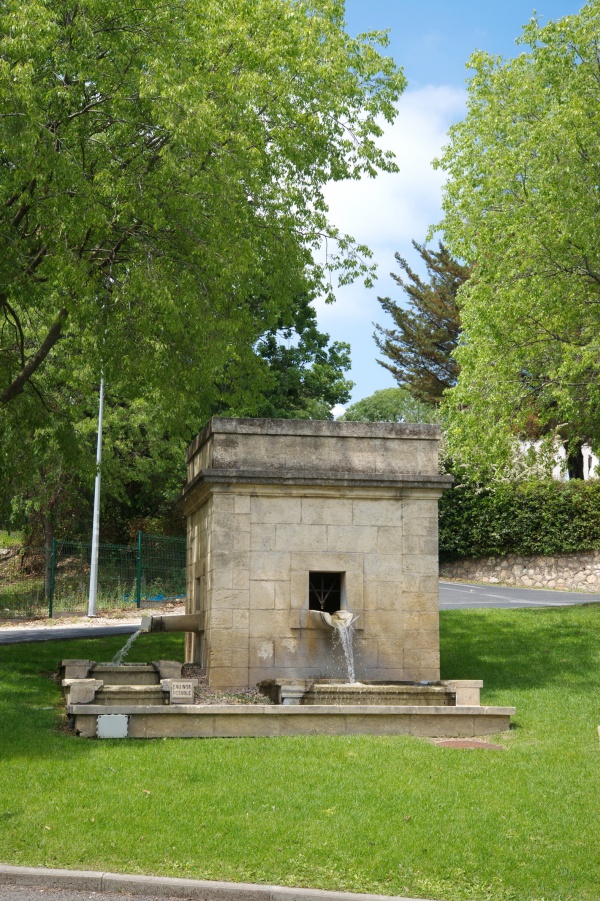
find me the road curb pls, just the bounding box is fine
[0,865,435,901]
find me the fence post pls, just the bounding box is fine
[49,538,56,618]
[136,530,143,608]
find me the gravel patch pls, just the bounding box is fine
[181,664,274,706]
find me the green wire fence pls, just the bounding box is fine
[0,533,186,620]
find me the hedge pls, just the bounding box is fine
[439,479,600,560]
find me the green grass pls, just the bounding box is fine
[0,530,22,549]
[0,607,599,901]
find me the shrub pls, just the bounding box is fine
[439,479,600,560]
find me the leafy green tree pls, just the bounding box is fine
[0,0,404,425]
[374,242,467,405]
[223,293,353,420]
[340,387,439,423]
[0,0,406,552]
[435,2,600,477]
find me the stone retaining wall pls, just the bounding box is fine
[440,550,600,591]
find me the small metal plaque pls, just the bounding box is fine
[169,680,195,704]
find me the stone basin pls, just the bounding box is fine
[302,681,454,706]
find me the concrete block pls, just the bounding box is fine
[291,552,363,573]
[210,609,233,630]
[210,567,233,590]
[209,668,250,689]
[211,589,250,609]
[290,570,308,607]
[208,647,233,668]
[234,495,251,515]
[153,661,183,680]
[445,680,483,706]
[249,580,276,609]
[274,637,300,668]
[60,660,92,681]
[363,555,404,580]
[274,579,291,608]
[248,610,293,638]
[209,629,249,651]
[376,583,403,611]
[352,499,401,526]
[249,638,275,668]
[377,526,403,555]
[250,496,302,524]
[276,524,327,552]
[64,679,103,705]
[232,568,250,590]
[249,551,291,581]
[403,612,439,633]
[326,525,378,553]
[376,642,403,670]
[250,524,277,551]
[301,498,353,525]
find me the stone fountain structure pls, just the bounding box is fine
[63,418,515,738]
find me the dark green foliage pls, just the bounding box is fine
[440,479,600,560]
[374,242,468,405]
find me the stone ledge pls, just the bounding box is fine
[68,703,515,739]
[182,469,452,509]
[187,417,442,462]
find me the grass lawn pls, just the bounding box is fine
[0,606,598,901]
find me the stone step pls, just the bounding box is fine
[90,664,160,685]
[95,685,166,706]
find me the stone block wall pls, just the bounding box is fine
[440,550,600,591]
[181,418,452,689]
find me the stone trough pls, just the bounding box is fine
[61,660,514,739]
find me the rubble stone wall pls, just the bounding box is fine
[440,551,600,591]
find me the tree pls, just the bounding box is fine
[223,293,353,420]
[339,387,439,423]
[435,2,600,477]
[0,0,405,427]
[0,0,406,549]
[374,242,467,405]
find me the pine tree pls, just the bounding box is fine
[374,242,469,405]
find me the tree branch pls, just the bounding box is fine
[1,308,68,405]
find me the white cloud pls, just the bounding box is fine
[326,85,464,247]
[311,85,466,402]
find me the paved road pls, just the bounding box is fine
[1,582,599,646]
[0,887,176,900]
[439,580,600,609]
[0,622,139,645]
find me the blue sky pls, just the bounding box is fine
[320,0,586,411]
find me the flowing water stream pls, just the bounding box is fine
[111,629,141,665]
[332,619,356,682]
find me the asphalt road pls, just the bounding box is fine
[0,887,177,901]
[1,583,598,646]
[439,580,600,609]
[0,622,139,645]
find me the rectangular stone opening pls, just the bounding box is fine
[309,571,344,614]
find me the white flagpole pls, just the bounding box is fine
[87,377,104,617]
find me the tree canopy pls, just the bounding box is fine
[374,241,467,406]
[0,0,405,541]
[1,0,404,421]
[436,0,600,476]
[339,387,438,423]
